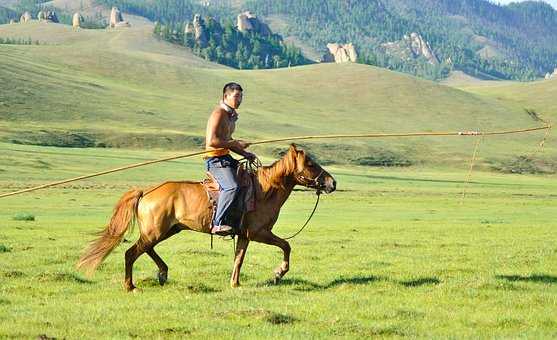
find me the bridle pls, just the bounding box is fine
[294,169,326,193]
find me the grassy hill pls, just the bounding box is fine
[0,20,554,169]
[453,79,557,119]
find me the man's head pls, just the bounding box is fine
[223,82,243,109]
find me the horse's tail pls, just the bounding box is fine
[77,189,143,275]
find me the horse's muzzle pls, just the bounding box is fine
[322,176,336,194]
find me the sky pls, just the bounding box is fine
[494,0,557,9]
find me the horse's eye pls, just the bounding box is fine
[307,161,313,167]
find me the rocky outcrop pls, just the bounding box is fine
[20,11,31,23]
[321,43,358,63]
[382,32,439,65]
[192,14,207,47]
[37,10,59,23]
[109,7,129,28]
[237,11,271,36]
[545,68,557,79]
[185,22,194,35]
[72,12,83,28]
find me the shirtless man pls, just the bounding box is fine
[205,82,256,236]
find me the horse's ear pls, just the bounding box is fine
[289,143,298,153]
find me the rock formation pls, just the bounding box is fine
[382,32,439,65]
[546,68,557,79]
[46,11,58,23]
[185,22,194,35]
[192,14,207,47]
[321,43,358,63]
[237,11,271,36]
[72,12,83,28]
[20,11,31,23]
[109,7,129,28]
[407,33,438,63]
[37,10,59,23]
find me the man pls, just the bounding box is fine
[205,82,256,236]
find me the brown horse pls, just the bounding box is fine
[77,144,336,292]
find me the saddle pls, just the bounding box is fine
[202,161,257,230]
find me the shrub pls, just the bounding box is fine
[491,155,555,174]
[13,213,35,221]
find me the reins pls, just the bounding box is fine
[283,189,321,240]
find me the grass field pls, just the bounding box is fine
[1,13,556,339]
[0,142,556,338]
[1,21,555,167]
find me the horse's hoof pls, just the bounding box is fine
[230,282,240,288]
[132,287,142,294]
[158,272,168,286]
[273,273,282,285]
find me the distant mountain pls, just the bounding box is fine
[245,0,557,80]
[4,0,555,81]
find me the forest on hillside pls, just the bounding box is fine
[4,0,555,80]
[246,0,557,80]
[154,18,309,69]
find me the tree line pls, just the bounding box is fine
[154,17,309,69]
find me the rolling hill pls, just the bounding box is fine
[0,18,554,169]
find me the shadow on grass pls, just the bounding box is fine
[399,277,441,287]
[36,272,92,284]
[496,274,557,284]
[258,275,383,291]
[260,275,442,290]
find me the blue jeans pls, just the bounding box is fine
[205,155,240,227]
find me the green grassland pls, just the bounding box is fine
[1,21,555,167]
[0,17,556,339]
[0,143,556,338]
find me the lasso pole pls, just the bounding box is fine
[0,124,551,199]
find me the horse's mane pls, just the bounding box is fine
[257,147,298,192]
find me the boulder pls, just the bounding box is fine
[321,43,358,63]
[408,32,438,64]
[109,7,129,28]
[185,22,194,35]
[193,14,207,47]
[38,10,58,23]
[72,12,83,28]
[382,32,439,65]
[237,11,271,36]
[45,11,58,23]
[20,11,31,23]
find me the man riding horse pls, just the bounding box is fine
[204,82,256,236]
[77,83,337,291]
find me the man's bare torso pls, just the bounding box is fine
[205,105,236,153]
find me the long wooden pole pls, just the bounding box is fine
[0,125,551,199]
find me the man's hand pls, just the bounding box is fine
[234,139,251,150]
[243,151,257,161]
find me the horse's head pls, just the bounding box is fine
[288,144,336,194]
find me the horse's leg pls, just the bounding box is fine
[230,235,249,288]
[251,230,291,284]
[145,224,182,286]
[124,240,147,292]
